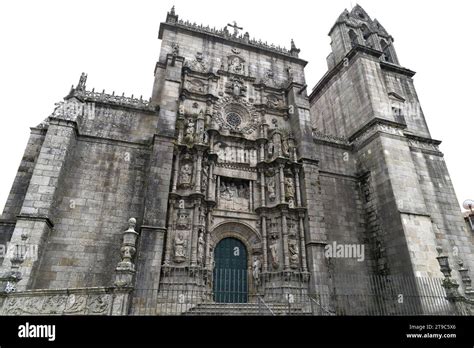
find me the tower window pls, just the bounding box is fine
[380,40,394,63]
[349,30,358,48]
[361,24,371,41]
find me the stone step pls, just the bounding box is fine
[184,302,310,316]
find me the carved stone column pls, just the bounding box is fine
[298,214,308,272]
[261,216,268,272]
[281,212,290,271]
[205,210,212,269]
[279,164,286,203]
[207,162,215,201]
[294,167,302,207]
[163,200,175,265]
[260,170,266,207]
[194,149,203,193]
[191,200,201,266]
[249,181,254,211]
[171,151,180,192]
[216,176,221,206]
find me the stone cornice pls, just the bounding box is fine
[380,61,416,77]
[16,214,54,228]
[349,118,407,149]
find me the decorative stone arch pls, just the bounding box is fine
[209,221,262,296]
[209,221,262,268]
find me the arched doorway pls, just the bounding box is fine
[213,237,248,303]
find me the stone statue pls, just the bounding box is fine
[267,140,274,158]
[269,241,279,269]
[285,177,295,199]
[197,230,205,265]
[171,42,179,57]
[252,256,261,285]
[184,119,195,143]
[288,240,299,268]
[287,66,294,81]
[174,231,187,262]
[282,138,290,157]
[267,176,276,202]
[179,163,193,187]
[77,72,87,91]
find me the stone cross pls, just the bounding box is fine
[227,21,242,37]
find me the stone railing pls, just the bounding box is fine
[69,88,154,111]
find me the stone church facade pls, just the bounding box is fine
[0,5,473,315]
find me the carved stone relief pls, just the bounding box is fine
[225,77,247,99]
[218,178,250,212]
[227,55,245,75]
[176,209,191,230]
[185,52,209,73]
[187,78,207,94]
[2,293,111,315]
[265,93,284,109]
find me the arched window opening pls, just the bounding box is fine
[349,30,358,48]
[380,39,394,63]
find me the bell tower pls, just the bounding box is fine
[327,4,399,69]
[310,4,474,294]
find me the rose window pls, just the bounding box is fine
[226,112,242,128]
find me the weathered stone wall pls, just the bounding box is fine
[33,139,149,289]
[410,145,474,282]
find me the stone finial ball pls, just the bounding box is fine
[129,217,137,226]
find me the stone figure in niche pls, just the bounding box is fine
[176,210,190,230]
[267,176,276,202]
[252,256,261,285]
[285,177,295,200]
[288,240,299,268]
[287,66,294,82]
[174,231,187,263]
[282,138,290,157]
[197,230,205,265]
[184,119,195,143]
[178,162,193,188]
[267,141,274,159]
[269,241,279,269]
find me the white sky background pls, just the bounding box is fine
[0,0,472,212]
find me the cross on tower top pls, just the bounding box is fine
[227,21,243,36]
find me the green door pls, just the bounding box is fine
[213,238,248,303]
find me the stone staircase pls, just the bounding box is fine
[184,302,311,316]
